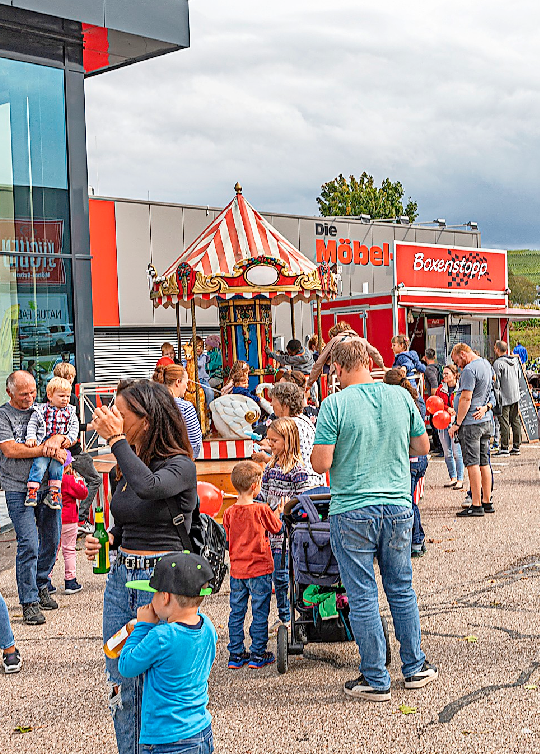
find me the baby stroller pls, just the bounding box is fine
[276,492,391,674]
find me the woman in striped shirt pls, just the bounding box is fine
[152,363,202,459]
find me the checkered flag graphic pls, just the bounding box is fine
[446,249,492,288]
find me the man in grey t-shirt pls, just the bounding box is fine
[0,371,67,625]
[449,344,493,518]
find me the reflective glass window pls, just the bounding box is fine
[0,58,72,401]
[0,253,74,402]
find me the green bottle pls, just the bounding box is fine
[93,507,110,574]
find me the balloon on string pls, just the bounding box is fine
[426,395,444,415]
[197,481,223,518]
[432,410,451,430]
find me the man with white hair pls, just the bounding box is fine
[0,371,67,625]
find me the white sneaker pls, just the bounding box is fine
[268,619,282,634]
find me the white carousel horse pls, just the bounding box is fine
[210,394,261,440]
[254,383,274,414]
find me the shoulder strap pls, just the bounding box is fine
[294,494,320,524]
[164,498,193,551]
[152,457,194,552]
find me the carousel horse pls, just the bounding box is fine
[210,394,261,440]
[183,343,210,436]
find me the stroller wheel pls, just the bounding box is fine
[381,615,391,667]
[276,624,289,674]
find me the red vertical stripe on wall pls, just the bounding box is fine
[82,25,110,75]
[89,199,120,327]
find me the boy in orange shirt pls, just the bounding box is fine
[223,460,283,669]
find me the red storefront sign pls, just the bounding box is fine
[316,239,392,267]
[0,219,65,284]
[395,243,506,292]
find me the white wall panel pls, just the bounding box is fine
[150,204,183,325]
[115,201,153,325]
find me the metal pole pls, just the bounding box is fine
[190,298,202,424]
[175,302,182,361]
[316,296,323,349]
[290,298,296,340]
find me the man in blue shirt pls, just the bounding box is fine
[119,552,217,754]
[449,343,494,518]
[513,341,528,364]
[311,340,437,702]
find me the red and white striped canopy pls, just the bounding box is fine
[162,190,317,280]
[150,188,336,309]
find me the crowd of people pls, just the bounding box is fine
[0,322,529,754]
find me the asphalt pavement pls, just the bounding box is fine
[1,444,540,754]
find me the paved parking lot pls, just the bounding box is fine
[1,445,539,754]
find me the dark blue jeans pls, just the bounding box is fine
[5,490,61,605]
[410,456,428,545]
[141,725,214,754]
[228,573,272,658]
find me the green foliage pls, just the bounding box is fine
[317,172,418,222]
[508,269,537,306]
[509,323,540,360]
[507,249,540,283]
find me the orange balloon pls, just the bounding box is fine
[426,395,444,415]
[197,482,223,517]
[432,410,451,430]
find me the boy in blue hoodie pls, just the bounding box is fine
[119,552,217,754]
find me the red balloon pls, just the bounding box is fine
[426,395,444,415]
[432,410,451,430]
[197,482,224,518]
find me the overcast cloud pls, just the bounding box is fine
[84,0,540,248]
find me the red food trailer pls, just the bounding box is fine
[318,240,537,366]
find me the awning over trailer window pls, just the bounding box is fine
[404,304,540,320]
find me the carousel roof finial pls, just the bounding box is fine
[234,181,242,194]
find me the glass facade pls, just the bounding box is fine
[0,57,74,402]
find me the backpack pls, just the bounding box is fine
[289,495,341,587]
[189,508,228,593]
[491,373,503,417]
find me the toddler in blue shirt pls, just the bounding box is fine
[119,552,217,754]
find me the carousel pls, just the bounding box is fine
[148,183,336,492]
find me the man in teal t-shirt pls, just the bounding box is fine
[311,339,437,703]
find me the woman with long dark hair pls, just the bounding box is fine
[85,379,197,754]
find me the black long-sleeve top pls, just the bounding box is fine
[109,439,197,552]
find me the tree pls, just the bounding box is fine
[316,172,418,222]
[508,269,537,306]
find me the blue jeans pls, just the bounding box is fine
[103,556,155,754]
[141,725,214,754]
[228,573,272,658]
[199,378,214,407]
[5,490,61,605]
[0,592,15,650]
[330,505,426,690]
[410,456,428,546]
[438,428,464,481]
[272,548,290,622]
[27,455,64,484]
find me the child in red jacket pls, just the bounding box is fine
[59,453,88,593]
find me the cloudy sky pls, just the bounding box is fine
[85,0,540,249]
